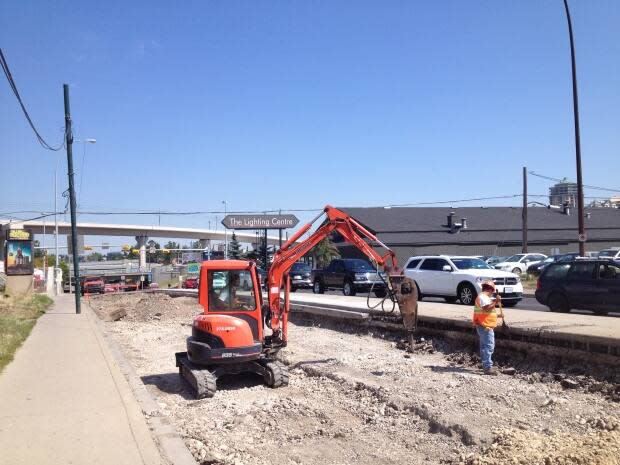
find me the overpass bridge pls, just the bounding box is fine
[0,219,285,268]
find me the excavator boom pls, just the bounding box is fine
[266,205,418,345]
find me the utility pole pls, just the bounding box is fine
[263,229,268,271]
[278,209,282,249]
[522,167,528,253]
[562,0,586,256]
[64,84,81,313]
[54,154,59,295]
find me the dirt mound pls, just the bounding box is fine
[457,417,620,465]
[90,293,201,322]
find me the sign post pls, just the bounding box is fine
[221,214,300,270]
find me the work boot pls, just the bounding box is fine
[483,367,499,376]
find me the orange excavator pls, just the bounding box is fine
[175,205,418,398]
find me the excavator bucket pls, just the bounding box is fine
[388,275,419,347]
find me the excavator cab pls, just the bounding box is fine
[175,260,288,398]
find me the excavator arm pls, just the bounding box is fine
[265,205,417,346]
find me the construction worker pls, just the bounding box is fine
[473,280,502,375]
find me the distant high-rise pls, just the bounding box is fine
[549,179,578,207]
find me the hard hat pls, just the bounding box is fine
[481,280,496,291]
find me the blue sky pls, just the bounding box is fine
[1,1,619,242]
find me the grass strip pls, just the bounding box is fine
[0,294,53,372]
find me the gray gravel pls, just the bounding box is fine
[95,294,620,465]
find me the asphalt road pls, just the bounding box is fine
[296,289,620,318]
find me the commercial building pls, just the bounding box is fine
[549,179,578,207]
[337,206,620,264]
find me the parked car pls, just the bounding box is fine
[287,262,312,292]
[404,255,522,306]
[493,253,547,274]
[104,282,121,293]
[182,276,199,289]
[485,256,508,266]
[527,253,579,277]
[535,258,620,315]
[312,259,387,297]
[82,276,105,295]
[598,247,620,260]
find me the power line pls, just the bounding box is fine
[0,48,64,151]
[529,171,620,194]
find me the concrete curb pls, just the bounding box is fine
[85,301,198,465]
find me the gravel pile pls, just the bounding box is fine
[456,417,619,465]
[90,293,201,322]
[96,294,620,465]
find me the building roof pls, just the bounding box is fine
[339,206,620,246]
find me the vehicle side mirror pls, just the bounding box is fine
[442,265,452,272]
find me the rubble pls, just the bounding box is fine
[96,294,620,465]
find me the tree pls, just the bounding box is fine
[228,232,243,259]
[86,252,103,262]
[312,235,340,268]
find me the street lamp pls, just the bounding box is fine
[222,200,228,259]
[561,0,586,256]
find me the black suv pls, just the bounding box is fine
[312,258,387,297]
[288,262,312,292]
[535,258,620,315]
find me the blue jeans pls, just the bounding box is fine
[476,326,495,370]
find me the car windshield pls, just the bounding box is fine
[505,254,525,263]
[451,258,491,270]
[291,263,311,273]
[543,257,557,264]
[599,250,618,257]
[347,260,374,271]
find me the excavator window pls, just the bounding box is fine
[207,270,257,312]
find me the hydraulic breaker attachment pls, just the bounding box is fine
[388,275,419,348]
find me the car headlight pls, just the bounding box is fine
[355,273,368,280]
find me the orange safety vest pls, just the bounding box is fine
[473,295,498,329]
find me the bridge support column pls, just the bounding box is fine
[198,238,210,260]
[135,235,148,270]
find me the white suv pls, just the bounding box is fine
[493,253,547,274]
[598,247,620,259]
[404,255,523,307]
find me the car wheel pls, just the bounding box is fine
[290,287,297,293]
[548,293,570,313]
[511,267,522,275]
[458,283,477,305]
[313,280,324,294]
[374,289,387,298]
[444,297,457,304]
[343,281,356,296]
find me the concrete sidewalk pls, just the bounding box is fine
[0,294,164,465]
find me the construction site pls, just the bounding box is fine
[91,292,619,465]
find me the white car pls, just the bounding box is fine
[493,253,547,274]
[404,255,523,307]
[598,247,620,259]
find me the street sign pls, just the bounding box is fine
[221,214,299,230]
[187,262,200,274]
[149,246,156,254]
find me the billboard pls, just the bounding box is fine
[5,240,34,275]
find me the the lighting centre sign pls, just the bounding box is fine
[221,214,299,230]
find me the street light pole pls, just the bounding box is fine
[562,0,586,256]
[54,155,59,295]
[222,201,228,259]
